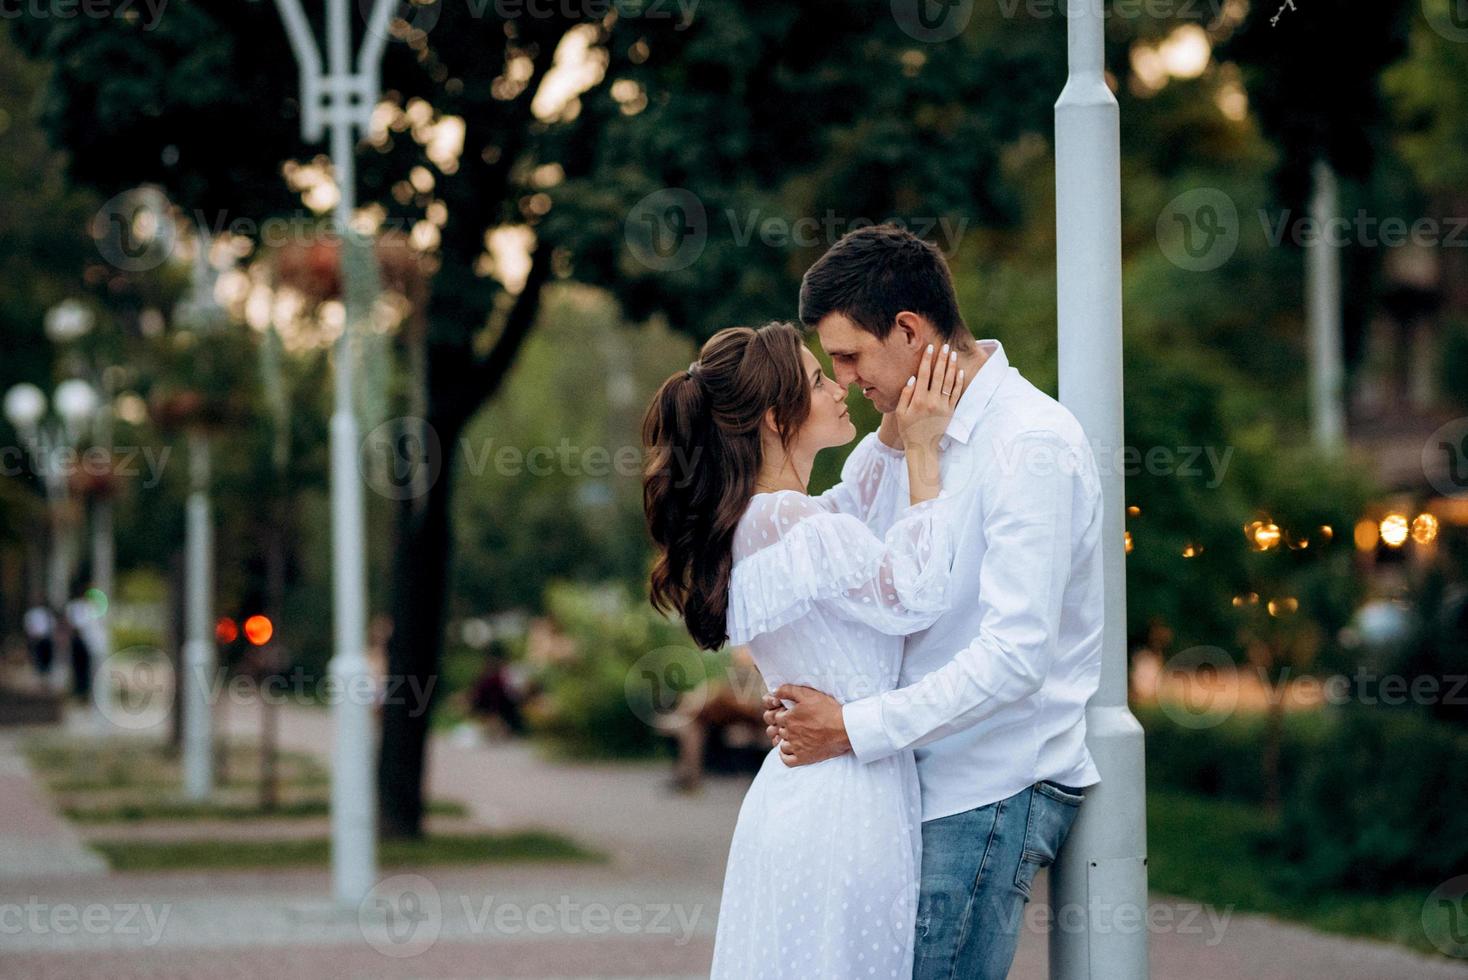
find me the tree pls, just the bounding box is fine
[1219,0,1413,442]
[14,1,1084,836]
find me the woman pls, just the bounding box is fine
[642,321,963,979]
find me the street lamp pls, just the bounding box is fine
[44,300,96,345]
[172,232,225,802]
[42,299,122,731]
[1051,0,1151,975]
[4,383,46,432]
[54,379,99,438]
[4,377,97,697]
[268,0,396,905]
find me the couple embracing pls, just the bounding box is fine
[641,225,1104,980]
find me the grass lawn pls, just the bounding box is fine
[26,736,329,791]
[63,797,469,823]
[1148,789,1451,958]
[90,830,606,872]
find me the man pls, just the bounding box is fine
[765,224,1104,979]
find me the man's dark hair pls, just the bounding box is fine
[798,224,966,341]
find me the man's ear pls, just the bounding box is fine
[892,311,925,349]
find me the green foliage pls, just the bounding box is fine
[1383,2,1468,194]
[529,581,720,759]
[1143,702,1468,896]
[1138,703,1331,804]
[1148,788,1450,957]
[451,288,694,614]
[0,25,99,398]
[1441,317,1468,411]
[1278,707,1468,893]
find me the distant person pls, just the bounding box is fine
[660,646,764,793]
[466,643,530,737]
[66,596,94,700]
[22,603,55,682]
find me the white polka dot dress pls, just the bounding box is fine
[709,490,957,980]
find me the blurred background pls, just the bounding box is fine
[1,0,1467,976]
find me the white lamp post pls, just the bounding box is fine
[41,301,118,728]
[6,377,97,697]
[270,0,394,906]
[173,232,223,801]
[86,367,120,732]
[1051,0,1151,976]
[1306,159,1345,452]
[43,300,121,727]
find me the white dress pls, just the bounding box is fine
[709,487,957,980]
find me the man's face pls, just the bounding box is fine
[814,312,924,414]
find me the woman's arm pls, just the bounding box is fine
[896,344,963,506]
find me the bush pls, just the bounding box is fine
[1278,707,1468,891]
[1143,700,1468,892]
[1137,702,1331,803]
[529,582,727,759]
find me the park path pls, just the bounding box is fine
[0,732,108,880]
[0,700,1463,979]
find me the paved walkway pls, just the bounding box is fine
[0,702,1463,978]
[0,733,107,880]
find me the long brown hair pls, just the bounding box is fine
[642,322,812,650]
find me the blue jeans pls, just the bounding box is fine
[912,781,1086,980]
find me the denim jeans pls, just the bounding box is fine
[912,780,1086,980]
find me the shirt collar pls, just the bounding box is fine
[943,339,1007,446]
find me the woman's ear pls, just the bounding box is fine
[761,406,781,439]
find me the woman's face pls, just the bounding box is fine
[791,345,857,453]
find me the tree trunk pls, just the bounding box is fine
[375,246,553,840]
[376,404,460,839]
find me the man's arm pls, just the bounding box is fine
[840,431,1091,762]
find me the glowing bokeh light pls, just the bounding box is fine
[243,615,274,646]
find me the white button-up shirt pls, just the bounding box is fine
[840,339,1104,822]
